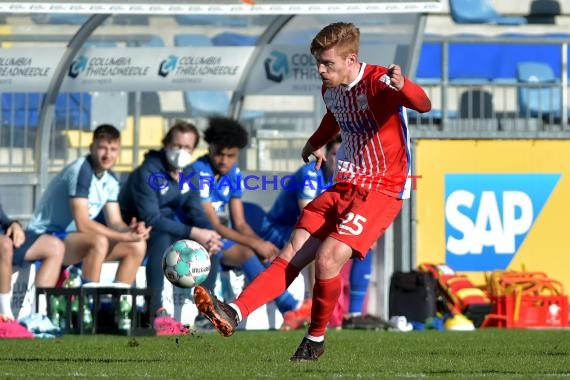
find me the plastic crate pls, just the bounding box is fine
[484,294,569,328]
[36,287,154,336]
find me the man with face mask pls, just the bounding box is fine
[119,121,223,332]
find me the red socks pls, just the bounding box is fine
[233,257,342,338]
[308,275,342,337]
[234,257,301,318]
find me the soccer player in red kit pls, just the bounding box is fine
[193,22,431,361]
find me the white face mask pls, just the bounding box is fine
[166,148,192,169]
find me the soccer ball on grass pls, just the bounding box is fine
[162,239,211,288]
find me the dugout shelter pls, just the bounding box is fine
[1,0,443,318]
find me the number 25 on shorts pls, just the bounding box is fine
[338,212,367,235]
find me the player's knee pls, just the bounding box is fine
[87,234,110,257]
[314,251,345,278]
[230,244,254,263]
[131,240,147,259]
[314,255,335,276]
[41,235,65,260]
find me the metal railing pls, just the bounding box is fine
[408,34,570,138]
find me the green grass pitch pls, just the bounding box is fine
[0,329,569,379]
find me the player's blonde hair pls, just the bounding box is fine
[310,22,360,59]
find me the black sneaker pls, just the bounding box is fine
[342,314,390,330]
[193,286,238,337]
[290,337,325,362]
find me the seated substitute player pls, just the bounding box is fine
[193,22,431,361]
[0,204,64,319]
[261,135,340,331]
[119,120,223,320]
[27,124,150,286]
[191,117,300,321]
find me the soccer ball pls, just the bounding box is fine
[162,239,211,288]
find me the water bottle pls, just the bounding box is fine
[49,296,60,328]
[83,304,94,330]
[57,295,68,330]
[118,295,132,333]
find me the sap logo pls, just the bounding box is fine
[447,190,532,254]
[445,174,560,271]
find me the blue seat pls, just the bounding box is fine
[417,34,500,83]
[417,33,567,84]
[174,34,213,47]
[411,35,447,119]
[211,32,258,46]
[516,62,562,118]
[55,93,91,129]
[1,93,90,129]
[1,93,42,129]
[496,33,562,81]
[449,0,527,25]
[416,35,442,82]
[449,34,502,82]
[242,202,267,236]
[1,92,89,148]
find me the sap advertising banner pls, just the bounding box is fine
[245,45,395,95]
[415,140,570,291]
[444,173,560,271]
[0,47,254,92]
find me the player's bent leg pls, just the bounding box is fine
[106,240,146,285]
[145,231,175,313]
[0,236,14,319]
[0,236,14,292]
[306,238,351,339]
[193,285,238,337]
[217,244,250,268]
[24,234,64,287]
[223,245,299,315]
[230,231,317,320]
[63,233,108,282]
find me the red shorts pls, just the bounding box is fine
[295,183,403,258]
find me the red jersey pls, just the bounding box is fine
[309,63,429,200]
